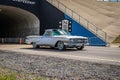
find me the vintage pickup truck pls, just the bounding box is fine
[32,29,88,50]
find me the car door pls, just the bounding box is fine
[40,31,54,46]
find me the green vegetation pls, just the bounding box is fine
[0,66,46,80]
[113,35,120,43]
[0,74,16,80]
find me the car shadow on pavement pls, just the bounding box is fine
[21,47,87,52]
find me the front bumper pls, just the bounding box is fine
[25,40,31,44]
[64,43,85,48]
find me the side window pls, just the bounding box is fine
[52,30,61,36]
[53,31,59,36]
[43,31,52,37]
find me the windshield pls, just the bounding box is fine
[53,29,71,36]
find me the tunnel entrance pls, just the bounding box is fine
[0,5,40,38]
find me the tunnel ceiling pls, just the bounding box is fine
[0,5,40,38]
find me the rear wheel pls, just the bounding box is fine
[57,41,65,50]
[76,45,84,50]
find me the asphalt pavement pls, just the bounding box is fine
[0,44,120,65]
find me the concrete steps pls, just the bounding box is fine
[70,0,120,42]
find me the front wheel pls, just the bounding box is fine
[76,45,84,50]
[33,42,39,48]
[57,41,65,50]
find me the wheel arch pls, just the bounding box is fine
[54,40,62,47]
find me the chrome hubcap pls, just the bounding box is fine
[58,42,64,50]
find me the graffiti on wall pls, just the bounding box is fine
[12,0,36,4]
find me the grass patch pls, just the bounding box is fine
[0,66,46,80]
[113,35,120,43]
[0,74,16,80]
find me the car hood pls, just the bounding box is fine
[54,35,88,39]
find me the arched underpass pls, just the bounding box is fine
[0,5,40,38]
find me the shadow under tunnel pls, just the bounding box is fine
[0,5,40,38]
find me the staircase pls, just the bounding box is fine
[46,0,108,44]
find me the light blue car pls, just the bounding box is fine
[33,29,88,50]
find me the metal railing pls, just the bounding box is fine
[0,38,25,44]
[46,0,107,42]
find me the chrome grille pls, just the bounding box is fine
[69,39,87,43]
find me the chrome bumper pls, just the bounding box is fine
[64,43,87,47]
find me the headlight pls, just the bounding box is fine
[69,39,74,43]
[63,40,68,43]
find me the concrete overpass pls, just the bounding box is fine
[0,5,39,37]
[0,0,64,38]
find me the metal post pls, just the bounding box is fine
[87,21,89,29]
[64,6,66,13]
[51,0,53,3]
[72,10,73,18]
[79,15,81,23]
[105,32,107,42]
[58,1,59,8]
[20,38,22,44]
[96,27,98,35]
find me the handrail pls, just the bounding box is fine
[99,0,120,2]
[46,0,107,42]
